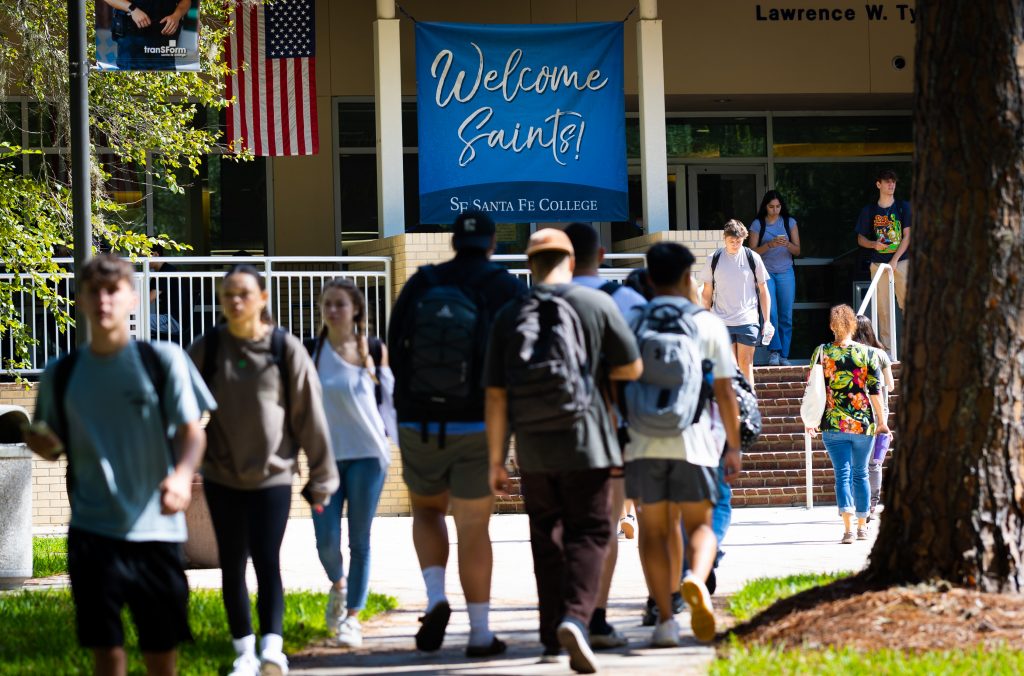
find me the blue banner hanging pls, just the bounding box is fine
[416,22,627,224]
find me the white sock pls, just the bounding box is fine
[467,602,494,646]
[232,633,256,656]
[422,566,447,612]
[260,633,284,656]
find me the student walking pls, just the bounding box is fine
[806,305,888,544]
[623,242,742,646]
[189,264,339,676]
[308,278,396,649]
[699,220,772,386]
[749,190,801,366]
[388,210,525,656]
[26,254,214,676]
[485,228,642,674]
[853,314,896,515]
[563,222,645,648]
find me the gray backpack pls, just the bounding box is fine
[625,300,709,437]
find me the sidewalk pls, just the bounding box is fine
[183,506,875,674]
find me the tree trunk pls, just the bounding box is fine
[867,0,1024,591]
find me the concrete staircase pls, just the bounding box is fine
[734,364,899,507]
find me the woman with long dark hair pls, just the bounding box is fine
[308,278,395,649]
[806,305,888,544]
[749,190,801,366]
[853,315,895,516]
[189,264,338,676]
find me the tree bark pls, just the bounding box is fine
[867,0,1024,591]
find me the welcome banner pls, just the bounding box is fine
[415,22,627,224]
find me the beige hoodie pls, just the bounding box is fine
[189,326,339,504]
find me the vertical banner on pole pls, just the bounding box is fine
[96,0,202,72]
[416,22,627,224]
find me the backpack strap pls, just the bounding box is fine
[200,324,221,386]
[368,335,385,406]
[599,280,620,296]
[135,342,173,462]
[270,326,295,443]
[52,351,81,452]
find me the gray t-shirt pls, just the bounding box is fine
[35,342,215,542]
[698,247,770,327]
[484,283,640,473]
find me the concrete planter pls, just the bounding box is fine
[0,406,32,587]
[183,475,220,569]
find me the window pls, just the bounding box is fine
[336,100,420,242]
[627,117,767,159]
[773,116,912,157]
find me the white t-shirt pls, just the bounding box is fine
[698,247,770,327]
[624,298,737,467]
[316,346,393,469]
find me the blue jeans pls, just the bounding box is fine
[822,431,873,518]
[682,454,732,571]
[765,268,795,357]
[311,458,387,610]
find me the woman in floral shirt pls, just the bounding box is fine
[806,305,889,544]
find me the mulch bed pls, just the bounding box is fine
[725,575,1024,652]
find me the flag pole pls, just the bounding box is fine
[69,0,92,346]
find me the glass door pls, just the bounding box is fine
[686,165,765,230]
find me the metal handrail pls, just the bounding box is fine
[1,255,393,375]
[855,262,898,361]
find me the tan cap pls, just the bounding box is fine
[525,228,575,257]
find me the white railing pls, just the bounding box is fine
[492,252,647,285]
[1,256,392,375]
[855,262,898,361]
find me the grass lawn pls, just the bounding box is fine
[718,572,1024,674]
[713,640,1024,675]
[0,588,397,675]
[32,536,68,577]
[726,570,852,621]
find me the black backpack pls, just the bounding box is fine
[200,324,295,441]
[52,341,171,494]
[732,369,762,451]
[505,286,593,433]
[401,264,503,427]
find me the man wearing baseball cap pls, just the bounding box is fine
[484,228,642,673]
[388,210,526,657]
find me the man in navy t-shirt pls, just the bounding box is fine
[855,168,911,353]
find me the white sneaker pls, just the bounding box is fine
[325,583,346,628]
[259,649,289,676]
[681,574,716,643]
[619,514,637,539]
[336,615,363,649]
[651,618,681,647]
[228,652,260,676]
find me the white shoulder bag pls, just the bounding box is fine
[800,347,827,428]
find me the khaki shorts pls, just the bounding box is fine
[399,428,491,500]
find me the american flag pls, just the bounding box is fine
[226,0,319,156]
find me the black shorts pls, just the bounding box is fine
[624,459,719,505]
[68,528,193,652]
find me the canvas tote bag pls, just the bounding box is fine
[800,346,827,428]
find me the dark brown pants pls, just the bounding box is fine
[521,468,613,651]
